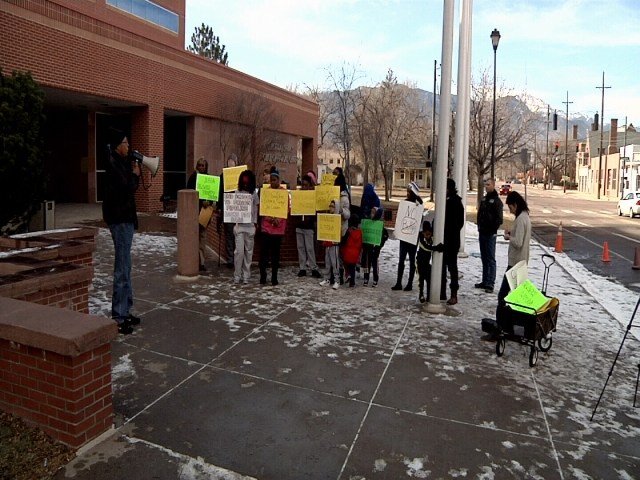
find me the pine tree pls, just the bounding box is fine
[187,23,229,65]
[0,68,46,234]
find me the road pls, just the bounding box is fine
[513,184,640,290]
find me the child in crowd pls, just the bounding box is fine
[416,220,444,303]
[233,170,259,284]
[361,206,388,287]
[341,214,363,288]
[319,199,341,290]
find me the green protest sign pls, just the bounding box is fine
[361,219,383,246]
[505,280,549,313]
[195,174,220,201]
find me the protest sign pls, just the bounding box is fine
[393,200,423,245]
[223,165,247,192]
[505,260,528,291]
[321,173,337,185]
[361,219,384,246]
[505,280,550,313]
[259,188,289,219]
[224,192,253,223]
[195,174,220,201]
[317,214,341,242]
[315,185,340,211]
[290,190,316,215]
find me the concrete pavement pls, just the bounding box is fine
[51,203,640,480]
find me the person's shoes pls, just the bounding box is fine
[118,323,134,335]
[260,277,267,285]
[348,282,355,288]
[372,281,378,288]
[199,264,206,272]
[332,282,339,290]
[297,270,307,277]
[243,279,249,285]
[403,285,412,292]
[481,334,498,342]
[484,286,494,293]
[391,283,402,291]
[311,269,322,278]
[320,279,330,286]
[419,293,426,303]
[474,282,487,289]
[272,279,279,286]
[446,296,458,305]
[126,314,141,326]
[363,279,369,286]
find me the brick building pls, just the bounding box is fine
[0,0,318,212]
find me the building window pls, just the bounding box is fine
[400,172,405,180]
[418,173,423,180]
[329,159,334,165]
[107,0,179,33]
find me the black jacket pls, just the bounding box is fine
[102,152,139,228]
[477,189,503,235]
[443,193,465,251]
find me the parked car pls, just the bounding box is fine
[499,184,512,196]
[617,192,640,218]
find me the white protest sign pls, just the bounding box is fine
[224,192,253,223]
[394,200,423,245]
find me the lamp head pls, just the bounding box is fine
[491,28,501,51]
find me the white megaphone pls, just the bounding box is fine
[131,150,160,177]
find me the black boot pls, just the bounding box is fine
[260,268,267,285]
[339,268,344,285]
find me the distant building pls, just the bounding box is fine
[0,0,318,211]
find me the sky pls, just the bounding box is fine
[185,0,640,126]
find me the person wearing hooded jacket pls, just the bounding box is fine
[392,182,423,291]
[440,178,465,305]
[360,183,383,287]
[333,167,351,283]
[475,178,503,292]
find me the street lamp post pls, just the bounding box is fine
[490,28,501,181]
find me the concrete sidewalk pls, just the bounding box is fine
[53,204,639,479]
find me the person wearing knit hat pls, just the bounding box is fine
[391,182,424,292]
[102,126,141,335]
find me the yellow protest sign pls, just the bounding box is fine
[317,214,341,242]
[223,165,247,192]
[259,187,289,219]
[315,185,340,211]
[195,174,220,201]
[505,280,550,313]
[321,173,337,185]
[290,190,316,215]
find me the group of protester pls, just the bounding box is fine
[102,129,531,336]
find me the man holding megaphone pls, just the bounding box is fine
[102,128,142,335]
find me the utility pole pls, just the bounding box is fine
[562,92,573,194]
[621,115,628,197]
[596,72,611,200]
[545,105,550,190]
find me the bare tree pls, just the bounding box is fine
[326,63,361,187]
[224,92,284,172]
[468,68,538,209]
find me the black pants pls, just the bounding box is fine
[440,248,459,299]
[396,240,417,286]
[259,233,283,283]
[417,260,431,298]
[361,244,380,282]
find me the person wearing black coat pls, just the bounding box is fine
[475,178,503,292]
[102,128,141,335]
[441,178,465,305]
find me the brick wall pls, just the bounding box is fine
[0,340,113,448]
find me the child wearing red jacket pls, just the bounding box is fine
[341,214,362,288]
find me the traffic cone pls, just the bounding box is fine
[601,241,611,262]
[632,247,640,270]
[554,221,563,253]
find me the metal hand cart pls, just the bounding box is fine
[487,254,559,367]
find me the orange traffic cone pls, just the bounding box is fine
[632,247,640,270]
[554,221,563,253]
[601,241,611,262]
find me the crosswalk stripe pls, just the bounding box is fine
[541,209,552,214]
[561,209,574,214]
